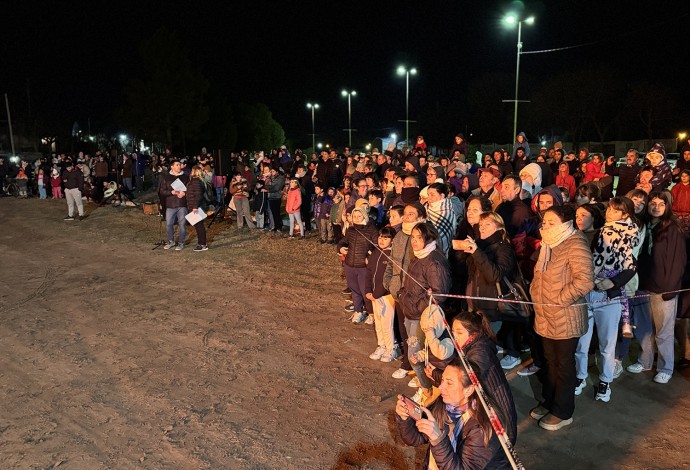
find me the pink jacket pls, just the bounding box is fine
[286,188,302,213]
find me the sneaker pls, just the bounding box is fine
[351,312,367,324]
[539,414,573,431]
[411,388,425,405]
[517,364,540,376]
[595,382,611,402]
[63,215,74,221]
[175,244,184,251]
[612,359,624,379]
[500,355,521,370]
[380,349,395,363]
[391,346,403,360]
[288,235,295,239]
[408,376,420,388]
[626,363,651,374]
[496,345,504,355]
[344,304,355,313]
[529,404,549,420]
[574,378,587,396]
[369,346,385,360]
[653,372,672,384]
[163,241,175,250]
[78,215,84,221]
[193,245,209,252]
[364,315,374,325]
[341,287,352,295]
[392,368,410,379]
[621,323,634,339]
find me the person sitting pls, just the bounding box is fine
[396,358,512,469]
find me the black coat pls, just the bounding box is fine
[496,198,533,238]
[638,220,687,300]
[186,177,203,211]
[606,162,641,197]
[398,250,451,321]
[337,222,378,268]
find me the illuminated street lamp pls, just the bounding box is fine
[503,14,535,149]
[306,103,320,152]
[341,89,356,148]
[396,66,417,147]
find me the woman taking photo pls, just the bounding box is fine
[186,166,209,252]
[396,359,511,469]
[529,205,593,431]
[397,222,451,406]
[626,191,687,384]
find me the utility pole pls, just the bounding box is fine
[4,94,16,157]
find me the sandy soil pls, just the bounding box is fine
[0,197,688,470]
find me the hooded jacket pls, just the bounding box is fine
[555,163,577,201]
[519,163,542,197]
[530,184,563,216]
[511,132,531,160]
[638,220,687,298]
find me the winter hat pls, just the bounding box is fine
[351,206,370,225]
[646,143,666,160]
[51,168,59,177]
[456,133,465,140]
[354,198,370,211]
[478,167,501,180]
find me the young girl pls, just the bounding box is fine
[286,178,305,239]
[37,168,47,199]
[51,168,62,199]
[365,226,398,362]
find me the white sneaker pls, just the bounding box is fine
[364,314,374,325]
[574,378,587,396]
[163,241,175,250]
[411,388,425,405]
[380,349,395,363]
[654,372,672,384]
[392,368,409,379]
[595,382,611,402]
[369,346,385,360]
[408,376,420,388]
[500,355,521,370]
[627,363,651,374]
[612,359,623,379]
[391,346,403,360]
[351,312,367,324]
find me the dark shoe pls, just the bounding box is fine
[64,215,74,221]
[78,215,84,221]
[677,358,690,370]
[595,381,611,402]
[529,404,549,420]
[539,413,573,431]
[341,287,352,295]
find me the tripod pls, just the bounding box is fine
[152,201,168,250]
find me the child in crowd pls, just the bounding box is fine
[37,168,47,199]
[368,189,386,227]
[51,168,62,199]
[330,189,344,242]
[365,226,399,362]
[286,178,305,239]
[313,183,334,243]
[636,168,653,194]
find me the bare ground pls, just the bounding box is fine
[0,197,688,470]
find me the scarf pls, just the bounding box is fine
[414,241,437,259]
[536,220,576,272]
[402,220,424,235]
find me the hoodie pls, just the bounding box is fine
[519,163,542,197]
[555,163,577,201]
[511,132,531,160]
[419,305,457,370]
[530,184,564,216]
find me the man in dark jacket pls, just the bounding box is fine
[62,161,84,220]
[159,159,190,250]
[497,175,534,238]
[606,149,641,196]
[132,152,147,192]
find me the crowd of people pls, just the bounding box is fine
[3,133,690,468]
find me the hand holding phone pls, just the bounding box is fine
[401,395,425,421]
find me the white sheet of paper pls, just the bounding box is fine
[185,209,207,226]
[171,178,187,192]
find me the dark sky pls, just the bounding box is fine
[4,1,690,148]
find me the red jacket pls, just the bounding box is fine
[286,187,302,213]
[555,166,577,201]
[583,161,606,183]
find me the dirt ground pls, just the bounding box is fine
[0,197,689,470]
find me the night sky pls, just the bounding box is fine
[4,1,690,148]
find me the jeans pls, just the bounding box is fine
[122,177,133,191]
[373,294,396,352]
[576,290,621,383]
[235,197,255,228]
[634,292,678,375]
[65,188,84,216]
[38,186,47,199]
[344,265,368,313]
[541,336,579,420]
[215,187,223,204]
[289,212,304,236]
[616,291,647,361]
[404,318,432,390]
[166,207,188,245]
[268,198,282,231]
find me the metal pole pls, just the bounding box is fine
[512,21,522,151]
[347,94,352,148]
[405,71,410,148]
[4,94,16,157]
[311,107,316,152]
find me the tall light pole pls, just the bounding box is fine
[341,89,356,148]
[503,14,534,150]
[397,66,417,148]
[306,102,319,152]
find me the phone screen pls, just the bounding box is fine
[403,396,424,420]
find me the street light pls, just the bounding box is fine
[503,14,534,150]
[397,65,417,147]
[341,89,356,148]
[306,103,320,152]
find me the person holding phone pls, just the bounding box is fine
[396,359,511,469]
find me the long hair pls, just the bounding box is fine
[451,311,497,343]
[648,190,683,230]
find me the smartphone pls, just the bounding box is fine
[402,395,426,421]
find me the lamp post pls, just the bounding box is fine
[396,66,417,148]
[503,14,534,150]
[306,103,319,152]
[341,90,356,148]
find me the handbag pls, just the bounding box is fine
[495,275,534,320]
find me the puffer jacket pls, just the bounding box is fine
[267,174,285,200]
[531,231,594,339]
[186,177,203,211]
[336,222,378,268]
[398,250,451,321]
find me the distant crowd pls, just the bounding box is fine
[3,133,690,468]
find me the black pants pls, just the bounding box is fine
[540,336,579,420]
[269,198,282,230]
[300,202,312,232]
[393,302,412,371]
[194,219,207,245]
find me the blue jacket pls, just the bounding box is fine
[511,132,531,160]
